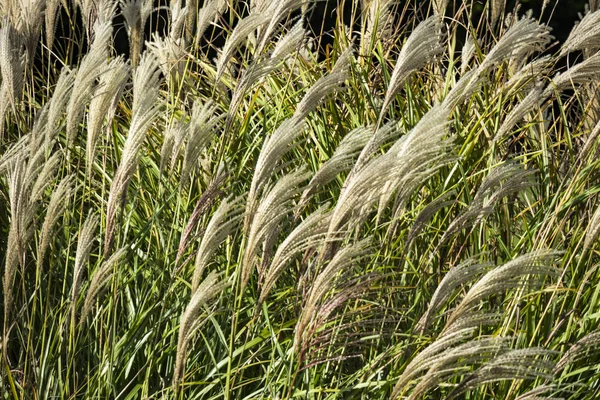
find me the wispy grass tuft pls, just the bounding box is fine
[3,2,600,398]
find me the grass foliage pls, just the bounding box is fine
[2,0,600,398]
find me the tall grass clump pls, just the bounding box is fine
[2,0,600,398]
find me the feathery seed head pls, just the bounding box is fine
[242,170,309,291]
[66,21,113,148]
[584,204,600,249]
[81,248,127,322]
[37,175,75,269]
[216,12,271,81]
[192,195,244,292]
[71,214,99,325]
[121,0,153,68]
[0,19,25,113]
[177,165,228,265]
[174,271,228,384]
[294,45,353,120]
[259,206,332,304]
[194,0,227,47]
[87,58,130,177]
[444,250,562,331]
[105,53,162,257]
[561,9,600,55]
[482,17,552,72]
[379,16,443,123]
[417,258,493,333]
[495,85,546,144]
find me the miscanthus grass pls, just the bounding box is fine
[2,0,600,398]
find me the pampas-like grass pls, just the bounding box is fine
[441,311,503,337]
[350,121,400,174]
[81,248,127,321]
[441,68,483,109]
[4,2,600,397]
[176,165,228,265]
[406,190,456,249]
[37,175,75,270]
[330,105,452,236]
[86,58,130,177]
[416,259,493,333]
[29,151,61,204]
[160,117,187,174]
[0,20,24,113]
[379,16,443,124]
[168,0,187,41]
[0,131,29,172]
[460,34,476,75]
[249,0,269,12]
[121,0,153,68]
[560,9,600,55]
[97,0,119,24]
[160,103,222,182]
[245,47,349,222]
[432,0,449,16]
[3,112,62,322]
[445,16,551,111]
[494,85,545,144]
[443,250,562,331]
[0,0,16,21]
[584,204,600,250]
[12,0,44,66]
[227,55,288,129]
[481,16,552,72]
[294,45,352,120]
[71,214,99,326]
[215,12,271,81]
[76,0,117,38]
[406,338,509,400]
[228,21,306,127]
[181,0,196,41]
[361,0,394,54]
[446,348,557,400]
[46,67,76,143]
[580,118,600,165]
[66,21,112,148]
[438,162,537,247]
[294,238,372,353]
[384,155,456,226]
[246,116,305,221]
[4,158,27,323]
[245,48,349,224]
[545,52,600,97]
[255,0,306,56]
[513,385,558,400]
[389,328,487,398]
[192,195,244,291]
[503,55,552,95]
[474,163,536,204]
[489,0,505,28]
[146,33,186,82]
[45,0,61,51]
[105,53,162,257]
[553,330,600,373]
[259,206,332,305]
[242,169,309,290]
[181,100,225,186]
[173,271,228,384]
[194,0,227,48]
[271,20,306,59]
[298,125,374,211]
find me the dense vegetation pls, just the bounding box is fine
[2,0,600,398]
